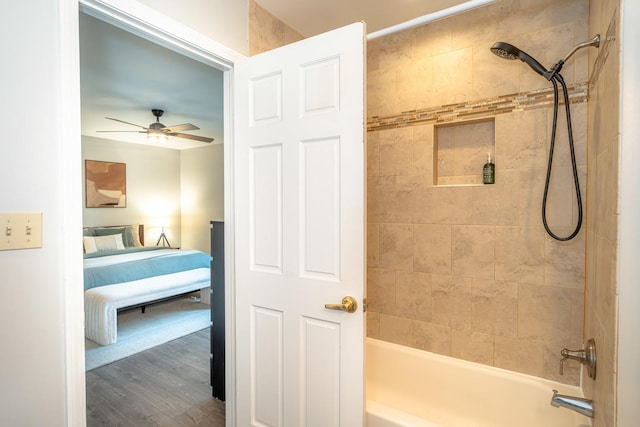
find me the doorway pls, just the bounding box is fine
[76,2,237,424]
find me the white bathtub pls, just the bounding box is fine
[366,338,592,427]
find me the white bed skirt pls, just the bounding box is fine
[84,268,210,345]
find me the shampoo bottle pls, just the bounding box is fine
[483,152,495,184]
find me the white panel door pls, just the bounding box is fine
[234,23,366,427]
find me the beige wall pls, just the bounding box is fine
[180,143,225,253]
[249,0,303,55]
[367,0,589,385]
[82,136,182,247]
[584,1,620,426]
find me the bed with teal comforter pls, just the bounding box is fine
[83,247,211,345]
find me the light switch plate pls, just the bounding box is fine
[0,212,42,250]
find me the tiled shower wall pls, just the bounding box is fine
[248,0,303,55]
[366,0,589,385]
[584,1,620,426]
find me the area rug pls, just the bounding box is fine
[85,297,210,370]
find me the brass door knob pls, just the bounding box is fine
[325,296,358,313]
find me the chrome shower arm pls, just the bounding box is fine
[562,34,600,63]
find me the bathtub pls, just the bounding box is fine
[366,338,591,427]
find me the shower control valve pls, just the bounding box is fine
[559,338,596,380]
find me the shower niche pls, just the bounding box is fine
[434,118,495,186]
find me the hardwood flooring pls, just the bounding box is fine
[86,329,225,427]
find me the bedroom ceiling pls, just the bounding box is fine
[79,13,224,150]
[79,0,472,150]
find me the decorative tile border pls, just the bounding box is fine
[367,81,589,132]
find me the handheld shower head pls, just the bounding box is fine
[490,42,548,77]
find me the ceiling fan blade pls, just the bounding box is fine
[96,130,147,133]
[105,117,148,129]
[169,132,214,143]
[162,123,199,132]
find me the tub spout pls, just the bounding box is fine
[551,390,594,418]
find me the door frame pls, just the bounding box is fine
[62,1,242,425]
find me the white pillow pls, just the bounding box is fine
[83,234,125,254]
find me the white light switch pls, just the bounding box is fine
[0,212,42,250]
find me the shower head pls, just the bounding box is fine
[490,42,548,77]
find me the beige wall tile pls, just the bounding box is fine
[431,274,472,330]
[471,279,518,337]
[368,176,408,223]
[379,127,415,176]
[430,186,473,224]
[413,18,452,59]
[379,314,413,347]
[379,224,414,271]
[367,223,379,268]
[367,268,396,316]
[397,57,433,112]
[367,311,380,339]
[472,169,520,225]
[414,224,451,275]
[396,175,433,224]
[495,109,548,171]
[367,67,397,117]
[436,126,456,178]
[544,167,578,228]
[452,225,495,279]
[570,289,584,348]
[495,226,545,284]
[518,283,572,346]
[544,229,585,288]
[412,320,451,356]
[395,271,432,322]
[517,168,545,227]
[413,124,435,176]
[494,0,547,42]
[367,131,380,177]
[494,336,544,378]
[546,102,587,168]
[432,48,473,106]
[473,43,520,100]
[451,329,494,365]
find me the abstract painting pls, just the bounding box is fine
[85,160,126,208]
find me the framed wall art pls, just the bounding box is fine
[85,160,126,208]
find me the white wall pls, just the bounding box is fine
[136,0,249,55]
[617,0,640,423]
[82,136,182,246]
[0,1,74,425]
[181,143,224,252]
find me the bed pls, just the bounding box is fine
[82,224,211,345]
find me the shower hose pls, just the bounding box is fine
[542,73,583,241]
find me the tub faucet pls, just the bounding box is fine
[551,390,594,418]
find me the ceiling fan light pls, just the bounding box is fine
[147,130,167,142]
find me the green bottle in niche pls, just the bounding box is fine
[483,152,495,184]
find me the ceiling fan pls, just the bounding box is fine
[97,109,214,143]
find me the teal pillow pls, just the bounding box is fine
[82,227,95,237]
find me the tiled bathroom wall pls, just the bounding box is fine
[367,0,590,386]
[248,0,303,55]
[584,1,620,426]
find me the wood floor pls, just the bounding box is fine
[86,329,225,426]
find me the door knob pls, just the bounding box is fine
[325,296,358,313]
